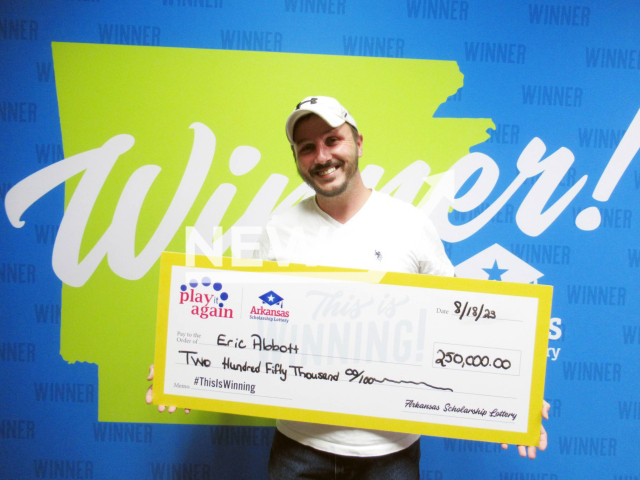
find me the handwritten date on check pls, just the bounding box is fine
[153,253,552,446]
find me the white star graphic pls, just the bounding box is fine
[268,294,274,302]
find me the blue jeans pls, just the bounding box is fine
[268,429,421,480]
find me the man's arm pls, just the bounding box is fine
[416,215,455,277]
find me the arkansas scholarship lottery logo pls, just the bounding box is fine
[249,290,290,323]
[178,277,233,319]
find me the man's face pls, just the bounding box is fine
[292,114,363,198]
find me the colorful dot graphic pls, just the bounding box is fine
[180,278,229,307]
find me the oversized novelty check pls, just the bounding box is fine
[153,252,552,446]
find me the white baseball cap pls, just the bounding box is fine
[285,96,358,144]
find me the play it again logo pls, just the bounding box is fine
[179,277,233,319]
[249,290,290,321]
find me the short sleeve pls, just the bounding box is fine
[416,216,455,277]
[252,225,273,262]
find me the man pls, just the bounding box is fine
[147,96,549,478]
[255,96,452,479]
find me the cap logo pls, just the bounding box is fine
[296,97,318,110]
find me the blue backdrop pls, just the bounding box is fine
[1,1,639,479]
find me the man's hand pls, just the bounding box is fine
[145,364,190,414]
[501,400,550,459]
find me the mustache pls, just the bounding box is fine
[310,161,342,174]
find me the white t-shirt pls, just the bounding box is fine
[254,190,454,457]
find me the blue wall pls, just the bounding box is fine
[2,1,639,479]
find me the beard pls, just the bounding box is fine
[297,146,359,198]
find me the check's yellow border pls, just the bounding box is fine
[154,252,552,446]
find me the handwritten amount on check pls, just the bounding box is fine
[179,349,454,392]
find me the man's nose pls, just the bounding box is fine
[316,143,332,162]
